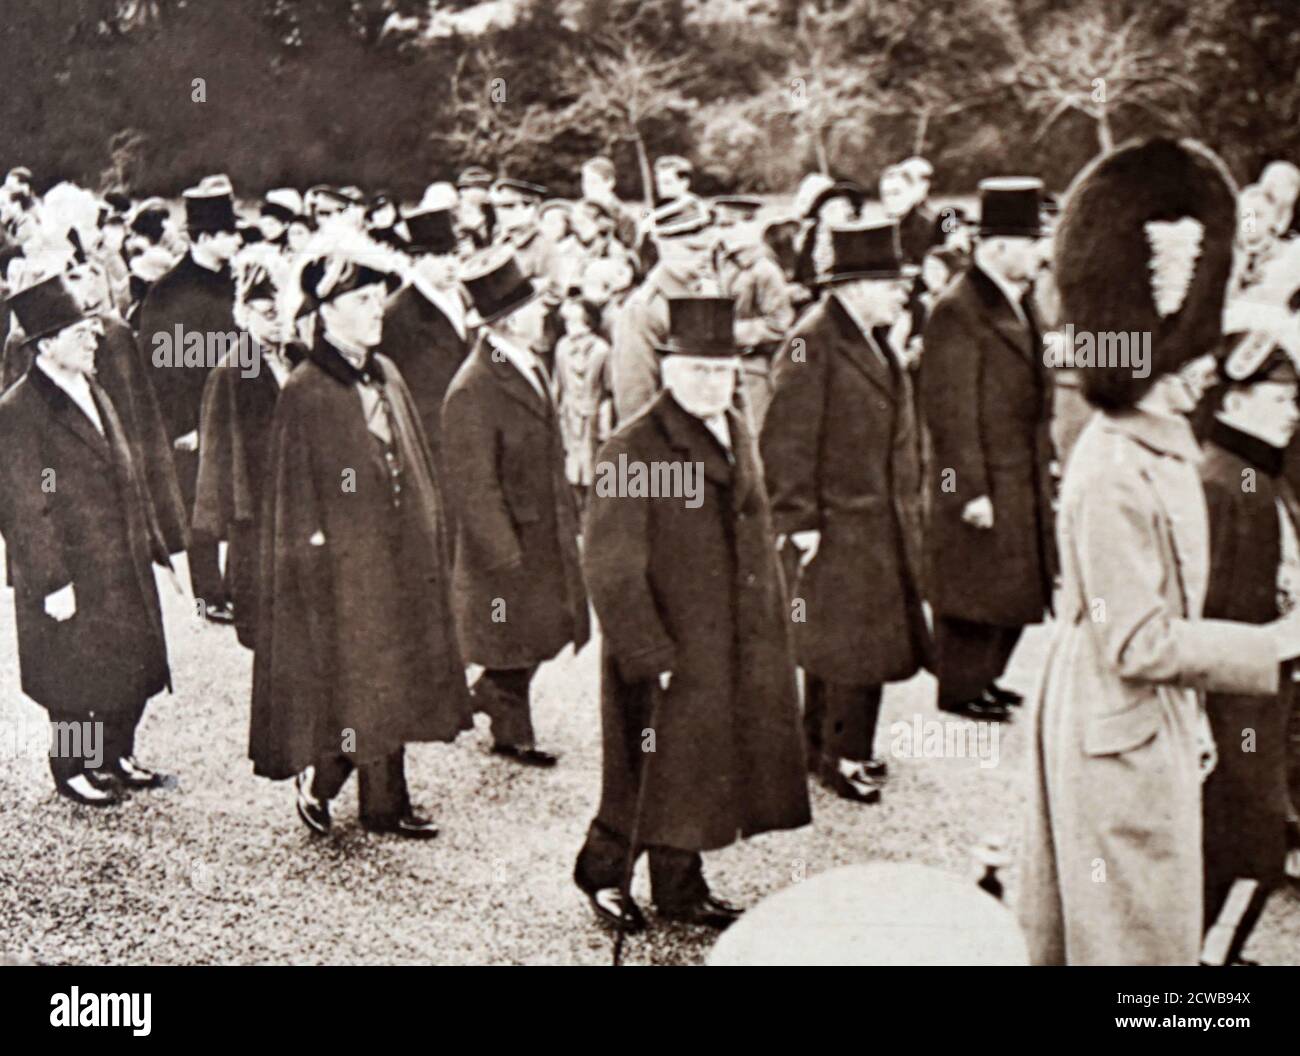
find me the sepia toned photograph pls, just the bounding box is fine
[1,0,1298,1002]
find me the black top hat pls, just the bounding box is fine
[824,221,919,283]
[978,177,1043,238]
[183,186,237,234]
[654,297,738,357]
[8,274,89,344]
[461,248,538,325]
[403,208,458,255]
[458,166,494,189]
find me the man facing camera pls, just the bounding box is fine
[0,275,175,806]
[575,296,810,933]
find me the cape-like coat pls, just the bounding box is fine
[0,365,171,714]
[762,295,929,685]
[441,338,590,669]
[249,339,472,779]
[583,392,811,851]
[918,264,1056,627]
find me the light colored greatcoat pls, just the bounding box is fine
[1017,408,1281,965]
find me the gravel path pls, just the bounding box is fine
[1,560,1297,965]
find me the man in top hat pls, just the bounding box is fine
[0,274,175,805]
[610,195,721,422]
[1199,305,1300,963]
[382,206,472,475]
[762,220,930,803]
[574,295,810,932]
[491,178,559,286]
[441,249,590,768]
[139,181,242,622]
[251,226,472,839]
[457,167,496,248]
[918,177,1055,722]
[713,194,794,433]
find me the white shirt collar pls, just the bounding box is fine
[975,261,1028,323]
[489,333,547,399]
[36,358,104,434]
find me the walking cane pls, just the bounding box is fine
[612,675,666,967]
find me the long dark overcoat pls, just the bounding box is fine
[440,338,590,669]
[249,339,472,778]
[0,365,170,715]
[583,392,811,851]
[918,264,1055,627]
[762,295,930,685]
[1200,426,1293,924]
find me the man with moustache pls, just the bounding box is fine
[251,230,472,839]
[0,274,175,805]
[441,249,590,768]
[918,178,1055,722]
[139,180,242,623]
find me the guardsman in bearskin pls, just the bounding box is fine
[441,249,590,768]
[575,296,810,933]
[762,221,929,804]
[251,228,473,839]
[1199,302,1300,963]
[0,274,175,805]
[139,179,242,623]
[918,178,1055,722]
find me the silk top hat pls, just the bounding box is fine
[824,221,919,283]
[402,207,458,255]
[654,297,738,357]
[1056,137,1238,383]
[461,247,538,326]
[183,185,237,234]
[8,273,89,343]
[651,196,712,239]
[978,177,1043,238]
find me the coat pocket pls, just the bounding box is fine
[1083,697,1162,757]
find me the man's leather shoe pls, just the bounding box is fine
[294,770,331,835]
[491,745,558,768]
[939,693,1012,721]
[363,812,440,840]
[659,894,744,929]
[203,601,235,625]
[821,760,882,804]
[57,774,120,807]
[584,887,647,932]
[988,683,1024,706]
[112,756,167,789]
[862,756,888,778]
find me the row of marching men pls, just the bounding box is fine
[3,145,1298,959]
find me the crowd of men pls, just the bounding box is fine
[1,143,1299,959]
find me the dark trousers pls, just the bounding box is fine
[474,665,538,748]
[574,819,708,913]
[174,446,226,606]
[934,616,1022,706]
[310,747,409,828]
[803,675,883,763]
[46,700,146,785]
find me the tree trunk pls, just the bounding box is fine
[1097,108,1113,154]
[814,126,830,175]
[913,107,932,156]
[633,130,655,208]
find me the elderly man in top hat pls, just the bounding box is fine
[251,227,472,839]
[1199,303,1300,963]
[713,195,795,434]
[382,206,471,476]
[0,274,175,805]
[762,220,929,803]
[575,294,810,932]
[441,249,590,767]
[139,180,242,623]
[918,177,1055,722]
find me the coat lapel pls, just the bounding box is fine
[479,337,553,423]
[27,364,112,463]
[653,392,734,491]
[827,296,897,402]
[967,266,1038,369]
